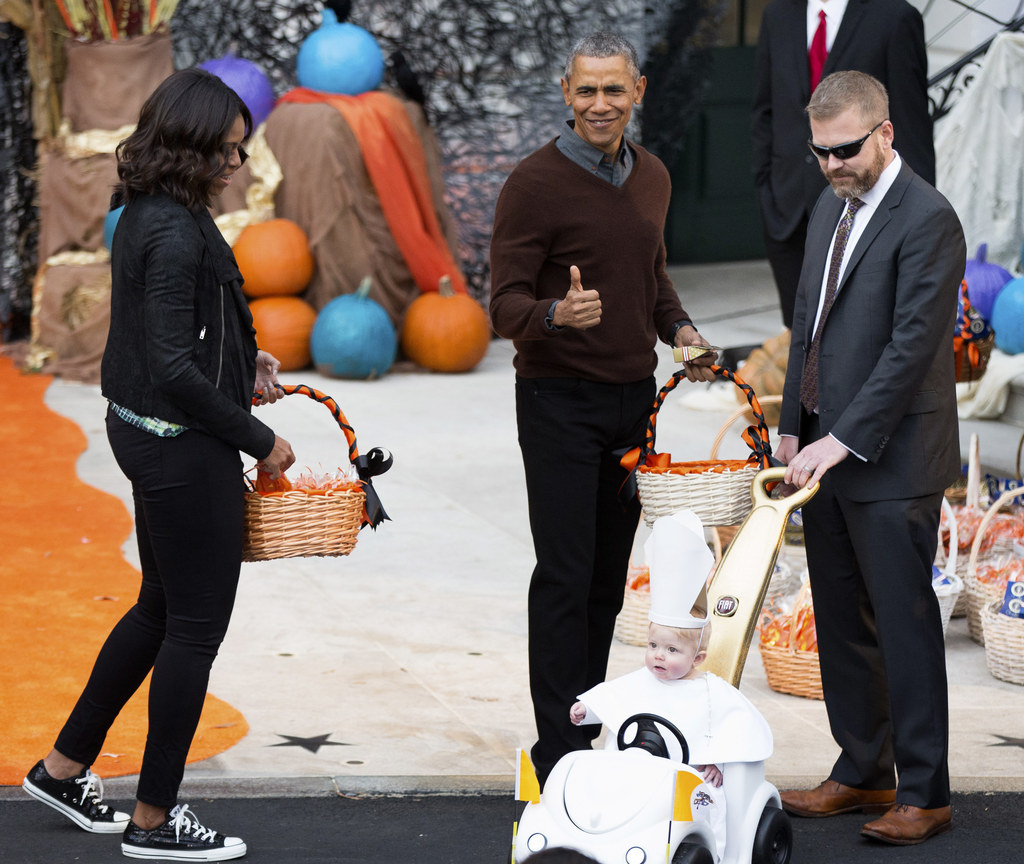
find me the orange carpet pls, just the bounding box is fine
[0,353,247,787]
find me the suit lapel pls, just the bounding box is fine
[824,0,868,75]
[836,162,914,295]
[804,194,846,342]
[783,0,813,102]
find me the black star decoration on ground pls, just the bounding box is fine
[270,733,351,754]
[988,735,1024,751]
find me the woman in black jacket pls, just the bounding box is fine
[22,68,294,862]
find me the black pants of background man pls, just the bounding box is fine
[800,414,950,807]
[515,375,655,785]
[55,411,245,807]
[763,213,810,331]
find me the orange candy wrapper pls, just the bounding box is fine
[625,564,650,592]
[250,464,360,497]
[759,582,818,652]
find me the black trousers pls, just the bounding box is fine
[515,375,654,784]
[55,411,245,807]
[800,416,950,807]
[762,213,809,331]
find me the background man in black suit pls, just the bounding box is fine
[752,0,935,328]
[776,70,964,846]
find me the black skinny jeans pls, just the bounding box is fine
[55,410,245,807]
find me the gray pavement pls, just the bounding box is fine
[3,260,1023,806]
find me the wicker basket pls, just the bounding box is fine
[635,366,773,527]
[242,384,387,561]
[964,486,1024,644]
[758,581,823,700]
[981,599,1024,685]
[614,587,652,647]
[758,642,823,700]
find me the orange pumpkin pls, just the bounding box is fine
[249,296,317,371]
[400,276,491,372]
[234,218,315,298]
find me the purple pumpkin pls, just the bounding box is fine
[964,243,1013,322]
[200,54,275,127]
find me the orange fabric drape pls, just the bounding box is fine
[279,88,466,295]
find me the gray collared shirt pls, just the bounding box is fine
[555,120,634,187]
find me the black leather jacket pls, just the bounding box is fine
[101,192,275,460]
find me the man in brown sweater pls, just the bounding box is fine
[489,30,715,787]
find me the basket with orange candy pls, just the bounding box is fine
[242,385,391,561]
[757,582,823,700]
[622,366,774,528]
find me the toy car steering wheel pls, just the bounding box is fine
[616,712,690,764]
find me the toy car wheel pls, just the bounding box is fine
[752,805,793,864]
[671,841,715,864]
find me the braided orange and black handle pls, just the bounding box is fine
[252,384,392,529]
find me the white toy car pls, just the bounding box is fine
[512,713,792,864]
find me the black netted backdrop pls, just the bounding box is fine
[0,22,38,342]
[0,0,720,338]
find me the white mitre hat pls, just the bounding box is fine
[645,509,714,629]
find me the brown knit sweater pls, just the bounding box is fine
[489,139,691,383]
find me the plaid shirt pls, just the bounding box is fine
[109,402,188,438]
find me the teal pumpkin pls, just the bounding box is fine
[296,8,384,96]
[992,276,1024,355]
[311,278,396,379]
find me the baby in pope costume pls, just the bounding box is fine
[569,510,773,860]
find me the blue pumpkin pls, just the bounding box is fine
[311,278,396,379]
[104,205,125,251]
[199,54,276,127]
[992,276,1024,355]
[296,7,384,96]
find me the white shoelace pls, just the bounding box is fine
[74,770,111,813]
[168,804,218,843]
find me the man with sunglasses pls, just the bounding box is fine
[752,0,934,329]
[774,70,964,846]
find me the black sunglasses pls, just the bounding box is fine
[807,120,885,161]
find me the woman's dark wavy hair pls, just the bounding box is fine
[113,67,252,210]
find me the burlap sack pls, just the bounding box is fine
[62,33,174,133]
[263,97,458,326]
[34,262,111,384]
[37,150,118,261]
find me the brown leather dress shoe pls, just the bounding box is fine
[861,803,952,845]
[780,779,896,817]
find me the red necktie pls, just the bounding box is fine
[800,197,864,414]
[809,10,828,91]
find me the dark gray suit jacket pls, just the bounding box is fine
[752,0,935,242]
[779,161,965,501]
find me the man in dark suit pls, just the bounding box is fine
[776,70,964,846]
[752,0,934,328]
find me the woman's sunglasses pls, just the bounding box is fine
[807,120,885,161]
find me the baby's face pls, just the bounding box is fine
[645,623,702,681]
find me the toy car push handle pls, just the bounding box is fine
[702,467,817,687]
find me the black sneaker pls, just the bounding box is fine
[22,759,131,833]
[121,803,246,861]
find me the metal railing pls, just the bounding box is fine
[926,1,1024,121]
